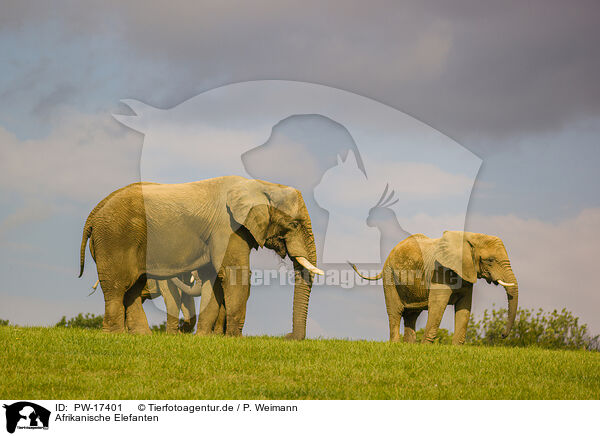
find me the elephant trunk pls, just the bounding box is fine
[501,268,518,338]
[288,210,317,340]
[289,260,313,340]
[169,276,204,297]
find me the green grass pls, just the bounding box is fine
[1,326,598,399]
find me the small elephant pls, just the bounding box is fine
[141,275,198,334]
[350,231,518,345]
[167,268,228,335]
[92,273,202,334]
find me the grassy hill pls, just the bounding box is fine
[1,326,598,399]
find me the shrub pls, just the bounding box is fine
[150,319,188,333]
[55,313,103,329]
[151,321,167,333]
[466,307,599,351]
[54,313,185,332]
[0,319,9,327]
[414,307,599,351]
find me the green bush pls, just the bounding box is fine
[53,313,182,332]
[55,313,103,329]
[0,319,9,327]
[414,307,598,351]
[150,319,188,333]
[151,321,167,333]
[466,307,599,351]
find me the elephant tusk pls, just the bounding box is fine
[92,279,100,290]
[498,279,515,287]
[295,256,324,275]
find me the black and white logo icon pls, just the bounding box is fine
[3,402,50,434]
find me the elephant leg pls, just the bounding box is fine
[179,291,197,333]
[211,278,226,335]
[383,268,403,342]
[422,286,452,343]
[158,280,182,334]
[221,265,251,337]
[102,284,126,333]
[452,288,473,345]
[213,230,252,337]
[403,310,422,343]
[236,269,251,334]
[213,304,227,334]
[196,278,221,336]
[124,279,151,335]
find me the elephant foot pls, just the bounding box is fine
[179,324,195,334]
[165,325,180,334]
[102,328,126,334]
[284,332,305,341]
[195,329,212,337]
[102,323,126,334]
[128,326,152,335]
[130,329,152,335]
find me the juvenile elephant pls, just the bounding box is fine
[79,176,322,338]
[166,269,228,335]
[141,276,198,333]
[350,231,518,345]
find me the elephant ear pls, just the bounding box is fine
[226,180,270,247]
[436,231,477,284]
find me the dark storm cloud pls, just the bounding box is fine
[1,0,599,150]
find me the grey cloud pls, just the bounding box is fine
[0,112,141,203]
[1,1,599,153]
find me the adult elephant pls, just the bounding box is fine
[79,176,322,338]
[85,182,201,335]
[350,231,518,345]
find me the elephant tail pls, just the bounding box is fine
[79,217,93,278]
[348,262,382,281]
[77,182,150,278]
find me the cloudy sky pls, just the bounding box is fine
[1,1,599,339]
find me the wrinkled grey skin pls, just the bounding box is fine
[79,176,318,338]
[350,231,518,345]
[85,182,201,334]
